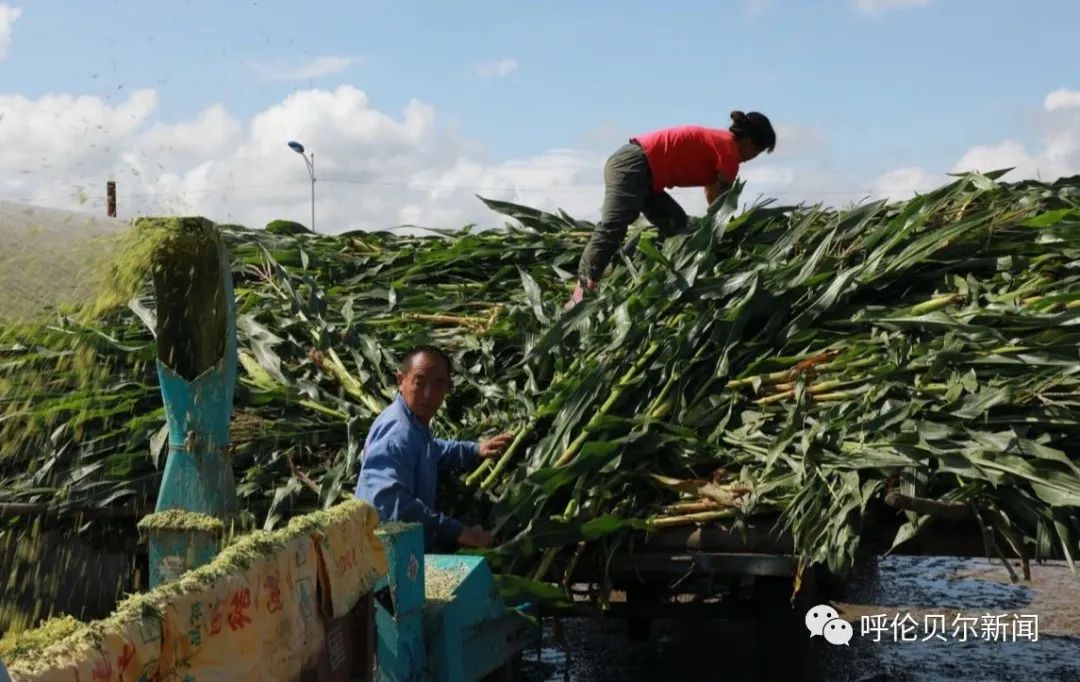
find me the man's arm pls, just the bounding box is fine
[705,175,730,206]
[433,438,480,474]
[578,222,630,284]
[358,437,464,546]
[435,432,515,472]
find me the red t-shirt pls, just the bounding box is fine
[632,126,740,193]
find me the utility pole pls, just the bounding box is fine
[107,181,116,217]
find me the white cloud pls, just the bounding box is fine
[950,89,1080,181]
[721,161,874,208]
[1044,88,1080,112]
[771,124,826,159]
[952,140,1073,182]
[247,55,359,81]
[138,104,244,162]
[473,59,519,79]
[404,148,601,225]
[0,89,158,206]
[740,164,799,191]
[713,91,1078,207]
[854,0,930,13]
[3,85,1077,238]
[862,88,1080,196]
[869,166,942,202]
[0,5,21,59]
[0,85,602,232]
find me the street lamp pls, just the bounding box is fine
[287,140,316,232]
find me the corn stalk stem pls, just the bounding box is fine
[299,399,347,419]
[464,459,493,486]
[648,509,737,528]
[726,356,878,390]
[908,293,964,315]
[554,341,662,467]
[475,420,535,489]
[533,547,558,581]
[662,500,719,514]
[314,346,385,415]
[402,313,489,326]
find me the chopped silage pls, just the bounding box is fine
[0,498,384,674]
[0,614,86,663]
[426,566,469,601]
[374,521,419,538]
[137,509,228,535]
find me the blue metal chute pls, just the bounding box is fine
[153,224,238,514]
[143,217,239,587]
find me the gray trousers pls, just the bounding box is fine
[577,141,689,282]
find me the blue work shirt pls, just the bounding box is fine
[355,394,480,550]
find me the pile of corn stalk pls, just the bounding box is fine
[2,171,1080,598]
[478,172,1080,590]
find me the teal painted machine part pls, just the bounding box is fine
[374,524,537,682]
[374,524,429,681]
[148,528,224,587]
[423,554,535,682]
[148,230,239,588]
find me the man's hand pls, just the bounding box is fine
[565,277,598,310]
[458,525,493,547]
[478,431,514,459]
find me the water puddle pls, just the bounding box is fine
[515,556,1080,681]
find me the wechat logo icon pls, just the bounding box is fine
[806,604,854,646]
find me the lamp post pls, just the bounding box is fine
[287,140,316,232]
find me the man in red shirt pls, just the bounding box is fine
[570,111,776,306]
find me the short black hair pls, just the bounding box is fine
[729,110,776,153]
[399,345,453,377]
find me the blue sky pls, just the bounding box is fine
[2,0,1079,230]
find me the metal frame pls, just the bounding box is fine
[539,509,1057,625]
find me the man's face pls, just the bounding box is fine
[397,352,451,425]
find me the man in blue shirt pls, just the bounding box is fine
[356,345,514,551]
